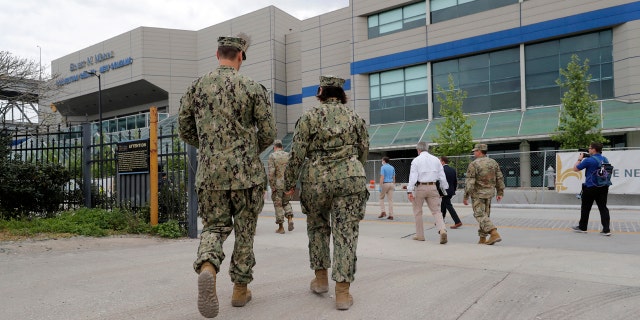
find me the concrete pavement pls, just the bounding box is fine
[1,201,639,319]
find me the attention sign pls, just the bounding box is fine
[117,139,150,174]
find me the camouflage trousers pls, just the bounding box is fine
[471,197,496,237]
[300,177,369,283]
[193,183,265,284]
[271,188,293,224]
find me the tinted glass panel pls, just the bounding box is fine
[368,3,426,39]
[433,47,520,115]
[430,0,518,23]
[370,64,428,124]
[525,30,613,106]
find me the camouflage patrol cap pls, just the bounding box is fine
[472,143,488,151]
[274,140,282,145]
[319,75,345,88]
[217,36,248,60]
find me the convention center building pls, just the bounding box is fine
[45,0,640,166]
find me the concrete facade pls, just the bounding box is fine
[45,0,640,149]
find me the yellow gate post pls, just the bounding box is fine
[149,107,159,226]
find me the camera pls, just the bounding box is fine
[578,148,590,158]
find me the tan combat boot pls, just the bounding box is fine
[310,269,329,293]
[231,283,252,307]
[486,228,502,245]
[275,223,285,234]
[439,231,448,244]
[287,216,294,231]
[478,236,487,244]
[335,282,353,310]
[197,262,219,318]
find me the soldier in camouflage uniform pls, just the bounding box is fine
[284,75,369,311]
[463,144,505,245]
[268,140,294,234]
[178,34,276,318]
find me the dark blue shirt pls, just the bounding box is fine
[576,153,609,188]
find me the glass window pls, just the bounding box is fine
[404,2,426,22]
[431,0,456,11]
[368,3,426,39]
[525,30,613,106]
[110,119,118,133]
[117,118,127,131]
[369,64,429,124]
[126,115,137,131]
[433,47,520,115]
[379,8,402,25]
[381,82,404,96]
[406,78,428,93]
[430,0,518,24]
[136,114,146,129]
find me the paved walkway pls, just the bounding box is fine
[2,201,639,319]
[262,200,640,234]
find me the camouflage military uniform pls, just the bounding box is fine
[464,156,505,238]
[284,77,369,283]
[178,60,276,284]
[268,148,293,224]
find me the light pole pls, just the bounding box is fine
[36,45,42,81]
[86,71,103,179]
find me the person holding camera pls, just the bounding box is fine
[572,142,611,236]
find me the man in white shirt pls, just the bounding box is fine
[407,142,449,244]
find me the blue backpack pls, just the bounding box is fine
[593,157,613,187]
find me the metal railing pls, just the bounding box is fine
[4,122,190,224]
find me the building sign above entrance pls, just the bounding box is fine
[56,50,133,86]
[69,51,115,72]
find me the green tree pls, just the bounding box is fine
[431,74,475,157]
[431,74,475,177]
[552,54,607,148]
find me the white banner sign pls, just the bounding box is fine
[555,150,640,194]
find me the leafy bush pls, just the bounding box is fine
[0,208,151,238]
[153,220,185,238]
[158,177,187,223]
[0,160,71,219]
[0,133,71,219]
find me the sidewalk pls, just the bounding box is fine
[2,202,639,319]
[263,200,640,234]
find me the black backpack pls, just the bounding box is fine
[593,157,613,187]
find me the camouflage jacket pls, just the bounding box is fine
[464,156,505,199]
[178,66,276,190]
[268,150,289,191]
[284,98,369,190]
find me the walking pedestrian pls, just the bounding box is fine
[407,142,449,244]
[284,75,369,311]
[463,144,505,245]
[572,142,612,236]
[178,34,276,318]
[440,156,462,228]
[268,140,294,234]
[378,157,396,220]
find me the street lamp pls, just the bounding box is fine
[36,45,42,81]
[86,71,103,178]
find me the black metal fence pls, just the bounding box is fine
[3,122,190,225]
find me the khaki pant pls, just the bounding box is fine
[378,182,395,215]
[411,184,446,239]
